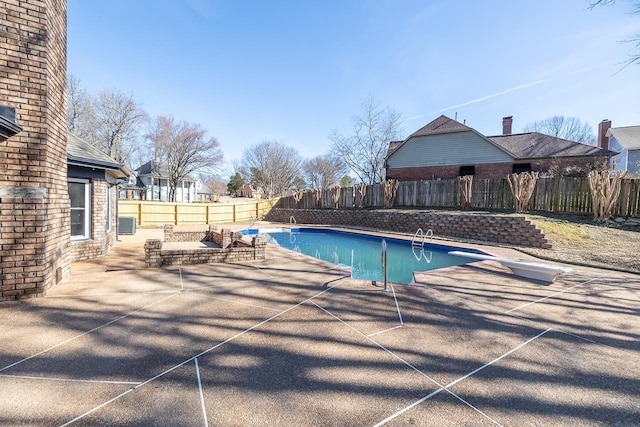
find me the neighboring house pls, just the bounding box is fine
[604,124,640,175]
[196,182,215,202]
[237,184,264,198]
[385,115,616,180]
[119,174,147,200]
[128,160,200,202]
[67,133,130,261]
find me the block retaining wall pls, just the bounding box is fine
[265,209,551,249]
[163,224,212,243]
[146,226,265,267]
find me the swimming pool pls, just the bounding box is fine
[243,228,482,284]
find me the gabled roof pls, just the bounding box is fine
[135,160,199,181]
[120,175,146,190]
[386,115,514,161]
[386,140,403,157]
[67,133,130,178]
[408,114,473,138]
[135,160,164,176]
[488,132,615,159]
[607,125,640,150]
[197,183,213,195]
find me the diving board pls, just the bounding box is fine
[448,251,572,283]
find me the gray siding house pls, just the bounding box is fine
[606,126,640,175]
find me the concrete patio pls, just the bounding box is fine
[0,226,638,426]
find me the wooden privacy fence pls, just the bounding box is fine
[277,177,640,217]
[119,199,278,226]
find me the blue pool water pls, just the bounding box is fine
[245,228,481,284]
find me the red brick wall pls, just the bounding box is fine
[387,157,607,181]
[0,0,69,300]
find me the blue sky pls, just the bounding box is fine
[68,0,639,174]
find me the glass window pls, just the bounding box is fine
[512,163,532,174]
[69,180,90,240]
[459,166,475,176]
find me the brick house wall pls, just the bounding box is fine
[0,0,69,300]
[387,156,607,181]
[69,180,118,262]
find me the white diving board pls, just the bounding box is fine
[448,251,572,283]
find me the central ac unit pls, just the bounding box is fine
[118,216,136,235]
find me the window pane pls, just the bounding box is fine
[69,182,85,208]
[70,209,84,236]
[459,166,475,176]
[513,163,532,174]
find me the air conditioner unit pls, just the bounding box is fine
[118,216,136,235]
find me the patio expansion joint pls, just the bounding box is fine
[0,373,142,386]
[425,276,640,361]
[308,300,503,426]
[505,278,597,314]
[374,327,553,427]
[0,290,186,374]
[58,277,349,426]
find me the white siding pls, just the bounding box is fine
[627,150,640,174]
[387,131,513,168]
[609,136,628,172]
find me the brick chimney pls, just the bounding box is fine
[597,119,611,149]
[502,116,513,135]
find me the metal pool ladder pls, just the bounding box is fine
[289,216,296,225]
[412,228,433,249]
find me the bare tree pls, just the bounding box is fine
[524,116,596,145]
[67,74,94,136]
[199,173,228,199]
[355,182,367,207]
[383,179,399,207]
[457,175,473,209]
[587,169,627,221]
[93,88,148,165]
[148,115,224,202]
[303,154,348,189]
[507,172,539,212]
[241,140,302,198]
[66,75,148,168]
[330,98,403,184]
[588,0,640,67]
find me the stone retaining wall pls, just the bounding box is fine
[265,209,551,249]
[163,224,212,243]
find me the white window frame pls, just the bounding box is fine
[69,178,91,241]
[106,185,112,233]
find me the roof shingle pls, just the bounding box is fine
[607,126,640,150]
[488,132,615,159]
[408,115,473,138]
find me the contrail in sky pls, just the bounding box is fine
[406,63,612,121]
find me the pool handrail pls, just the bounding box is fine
[412,228,434,249]
[381,239,388,291]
